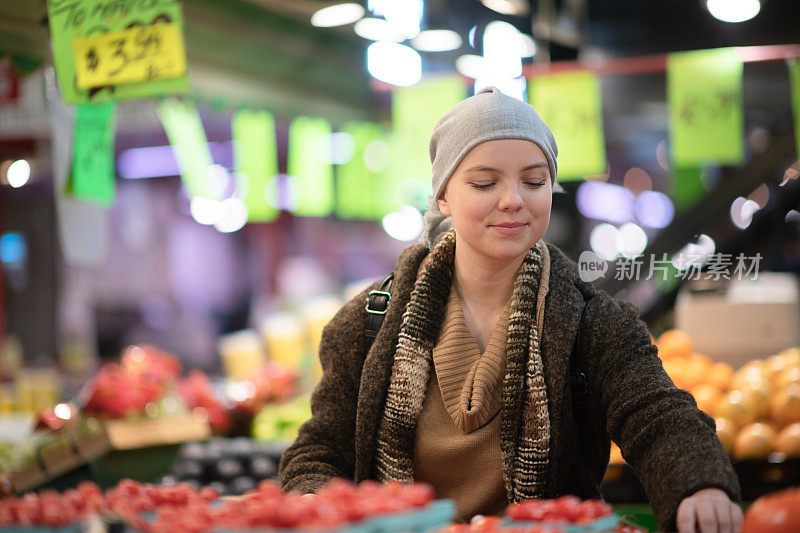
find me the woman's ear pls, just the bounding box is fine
[437,196,451,217]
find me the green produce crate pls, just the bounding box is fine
[88,444,182,489]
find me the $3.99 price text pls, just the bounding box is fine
[72,22,186,89]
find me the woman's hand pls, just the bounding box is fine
[676,488,743,533]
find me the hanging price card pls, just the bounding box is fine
[529,71,606,180]
[46,0,188,104]
[668,48,744,167]
[73,23,186,89]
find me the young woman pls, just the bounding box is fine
[279,87,742,533]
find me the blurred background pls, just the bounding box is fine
[0,0,799,522]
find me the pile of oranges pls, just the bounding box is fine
[609,329,800,463]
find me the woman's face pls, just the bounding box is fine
[437,138,552,263]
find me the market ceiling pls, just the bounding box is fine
[0,0,797,121]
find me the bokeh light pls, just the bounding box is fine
[616,223,648,259]
[382,205,424,241]
[590,223,620,261]
[310,3,365,27]
[634,190,675,229]
[367,41,421,86]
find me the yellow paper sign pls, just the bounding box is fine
[73,23,186,89]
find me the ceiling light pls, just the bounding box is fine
[411,29,462,52]
[519,34,536,57]
[367,41,421,86]
[354,17,404,42]
[6,159,30,188]
[455,54,486,79]
[480,0,531,16]
[483,21,522,78]
[474,76,526,101]
[310,3,365,28]
[706,0,760,23]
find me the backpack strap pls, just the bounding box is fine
[569,295,591,398]
[364,273,394,350]
[569,293,594,462]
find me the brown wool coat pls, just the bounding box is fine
[279,243,741,531]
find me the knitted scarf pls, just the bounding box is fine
[375,229,550,501]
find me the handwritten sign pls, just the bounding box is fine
[790,60,800,160]
[73,23,185,88]
[287,117,334,217]
[46,0,188,104]
[668,48,743,167]
[336,121,388,220]
[529,72,606,180]
[69,101,116,205]
[232,110,279,222]
[390,76,465,210]
[157,99,218,200]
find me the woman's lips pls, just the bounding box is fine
[491,222,528,236]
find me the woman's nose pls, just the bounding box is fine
[498,184,524,211]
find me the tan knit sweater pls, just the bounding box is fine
[412,285,511,522]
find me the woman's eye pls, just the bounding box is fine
[524,181,547,188]
[469,182,495,190]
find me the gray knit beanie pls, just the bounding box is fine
[421,86,559,249]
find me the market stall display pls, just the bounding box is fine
[162,437,285,496]
[0,478,452,532]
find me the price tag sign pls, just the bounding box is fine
[46,0,188,104]
[668,48,744,167]
[73,23,186,89]
[529,72,606,180]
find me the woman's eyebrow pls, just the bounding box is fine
[463,162,548,173]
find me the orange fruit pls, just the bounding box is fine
[715,417,737,455]
[737,378,772,420]
[779,347,800,366]
[683,357,712,389]
[733,422,776,460]
[766,354,791,383]
[771,383,800,427]
[662,358,689,390]
[774,364,800,391]
[707,362,734,392]
[656,329,693,360]
[692,384,721,417]
[774,422,800,458]
[732,363,767,389]
[716,389,759,428]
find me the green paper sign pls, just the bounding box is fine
[529,72,606,180]
[668,48,744,167]
[287,116,334,217]
[670,165,707,213]
[46,0,188,104]
[790,59,800,160]
[232,110,279,222]
[157,99,218,200]
[390,76,465,210]
[336,121,390,220]
[70,101,116,205]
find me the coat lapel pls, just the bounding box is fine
[354,244,429,482]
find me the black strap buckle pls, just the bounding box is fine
[569,372,588,396]
[365,290,391,315]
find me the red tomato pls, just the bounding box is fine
[744,487,800,533]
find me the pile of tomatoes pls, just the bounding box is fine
[506,495,614,524]
[0,478,436,532]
